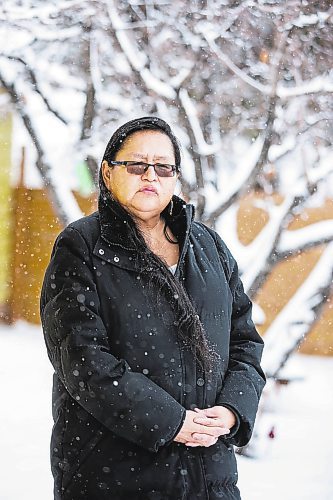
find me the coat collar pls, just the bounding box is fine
[98,183,195,251]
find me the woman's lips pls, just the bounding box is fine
[139,186,157,194]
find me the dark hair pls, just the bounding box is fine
[101,116,181,169]
[99,116,219,373]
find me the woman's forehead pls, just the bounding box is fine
[119,130,174,157]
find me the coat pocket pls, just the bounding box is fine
[61,425,105,493]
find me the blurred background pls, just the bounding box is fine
[0,1,332,499]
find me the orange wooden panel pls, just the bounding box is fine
[300,295,333,356]
[9,188,97,324]
[255,247,325,333]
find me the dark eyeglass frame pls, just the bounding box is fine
[107,160,179,178]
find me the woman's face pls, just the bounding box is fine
[102,130,179,221]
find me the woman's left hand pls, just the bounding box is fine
[185,406,237,447]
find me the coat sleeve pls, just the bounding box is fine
[40,226,186,453]
[213,232,266,447]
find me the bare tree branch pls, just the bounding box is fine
[80,20,96,141]
[0,54,68,124]
[107,0,176,100]
[177,88,221,218]
[176,99,206,217]
[205,90,278,226]
[205,29,289,226]
[201,30,333,99]
[0,72,80,227]
[201,32,270,94]
[277,219,333,257]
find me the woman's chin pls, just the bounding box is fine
[132,196,163,211]
[128,199,167,218]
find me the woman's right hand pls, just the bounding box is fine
[173,410,230,447]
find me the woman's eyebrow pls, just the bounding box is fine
[132,153,171,161]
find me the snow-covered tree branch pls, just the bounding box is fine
[0,65,82,226]
[1,0,333,378]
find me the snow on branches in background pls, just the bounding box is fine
[1,0,333,374]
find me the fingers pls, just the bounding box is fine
[193,416,228,428]
[175,409,230,448]
[193,407,232,432]
[192,418,230,435]
[192,425,230,439]
[184,425,228,448]
[186,435,218,447]
[193,406,223,422]
[198,406,220,417]
[192,424,225,438]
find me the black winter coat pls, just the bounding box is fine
[40,194,266,500]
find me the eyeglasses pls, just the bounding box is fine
[108,160,179,178]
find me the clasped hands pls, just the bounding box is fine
[174,406,237,448]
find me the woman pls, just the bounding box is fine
[40,116,266,500]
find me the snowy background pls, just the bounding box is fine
[1,322,333,500]
[1,1,333,498]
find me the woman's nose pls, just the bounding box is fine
[142,165,157,181]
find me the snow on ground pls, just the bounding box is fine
[0,322,53,500]
[0,321,332,500]
[237,354,333,500]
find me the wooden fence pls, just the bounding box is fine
[7,185,96,324]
